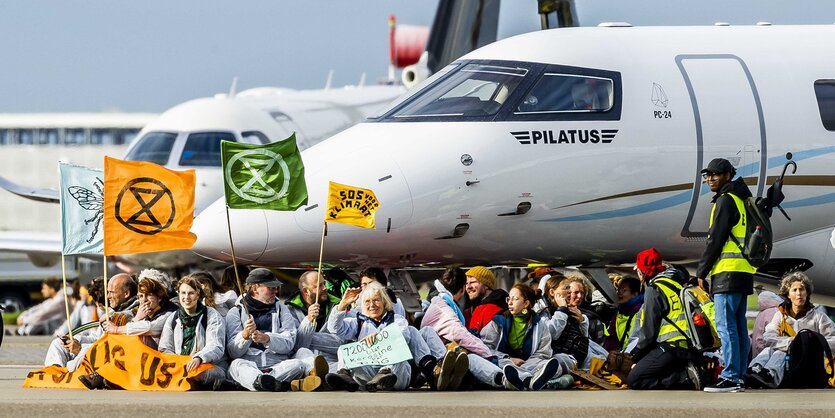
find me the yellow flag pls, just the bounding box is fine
[326,181,380,229]
[103,157,196,255]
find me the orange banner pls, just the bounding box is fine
[24,334,210,391]
[103,157,196,255]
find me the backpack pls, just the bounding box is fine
[728,195,773,268]
[781,329,834,389]
[654,281,720,352]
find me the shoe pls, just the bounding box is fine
[252,374,277,392]
[501,365,524,391]
[545,374,575,390]
[704,377,743,393]
[435,351,457,391]
[366,368,397,392]
[747,368,774,389]
[310,355,329,390]
[325,368,359,392]
[290,375,322,392]
[686,362,703,390]
[530,359,561,391]
[448,352,469,391]
[78,372,105,390]
[413,356,436,389]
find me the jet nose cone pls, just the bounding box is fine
[191,199,267,263]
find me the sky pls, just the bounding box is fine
[0,1,437,113]
[2,0,835,113]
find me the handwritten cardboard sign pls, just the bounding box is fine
[337,325,413,369]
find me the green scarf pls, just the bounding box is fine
[509,313,530,354]
[178,303,206,354]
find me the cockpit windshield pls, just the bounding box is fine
[179,131,236,167]
[388,63,528,118]
[124,132,177,165]
[516,74,613,114]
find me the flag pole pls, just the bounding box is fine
[103,254,109,321]
[60,254,73,342]
[314,220,327,303]
[225,205,249,317]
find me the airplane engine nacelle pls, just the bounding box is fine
[402,51,430,89]
[27,252,60,268]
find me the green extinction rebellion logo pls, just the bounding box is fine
[224,148,290,204]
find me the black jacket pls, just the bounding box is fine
[630,267,688,361]
[695,177,754,295]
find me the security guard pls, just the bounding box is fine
[696,158,755,393]
[627,248,701,390]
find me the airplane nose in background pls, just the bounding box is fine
[191,199,268,263]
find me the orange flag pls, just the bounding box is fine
[23,335,211,391]
[103,157,196,255]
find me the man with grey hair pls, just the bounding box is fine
[226,268,328,392]
[285,271,346,373]
[44,273,138,371]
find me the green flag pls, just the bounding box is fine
[221,134,308,210]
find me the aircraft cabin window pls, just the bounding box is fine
[370,63,460,119]
[241,131,269,145]
[389,63,527,118]
[516,74,613,114]
[814,80,835,131]
[125,131,177,165]
[179,131,236,167]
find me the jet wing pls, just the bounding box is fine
[0,175,59,203]
[0,232,62,267]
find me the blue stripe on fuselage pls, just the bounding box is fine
[539,146,835,223]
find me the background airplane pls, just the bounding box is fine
[192,24,835,305]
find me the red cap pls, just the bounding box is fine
[634,248,665,278]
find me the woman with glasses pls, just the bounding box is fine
[480,283,561,390]
[325,282,415,391]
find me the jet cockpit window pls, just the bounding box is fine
[516,74,613,114]
[369,63,460,119]
[179,131,236,167]
[124,132,177,165]
[388,64,527,118]
[814,80,835,131]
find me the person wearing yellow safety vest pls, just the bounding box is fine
[696,158,755,393]
[627,248,702,390]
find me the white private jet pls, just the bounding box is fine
[192,24,835,301]
[0,83,406,271]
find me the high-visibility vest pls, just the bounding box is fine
[615,311,638,350]
[708,192,757,276]
[644,276,689,345]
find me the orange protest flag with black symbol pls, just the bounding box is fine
[103,157,196,255]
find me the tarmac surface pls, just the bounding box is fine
[1,335,834,417]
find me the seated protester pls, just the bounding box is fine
[627,248,701,390]
[325,283,414,392]
[421,267,500,390]
[528,267,557,314]
[158,276,228,390]
[751,290,783,358]
[221,264,249,301]
[16,278,68,336]
[53,281,98,338]
[480,284,562,391]
[566,275,606,345]
[285,271,346,371]
[747,272,835,389]
[102,271,179,349]
[357,267,449,387]
[539,276,585,374]
[226,268,327,392]
[603,275,644,352]
[44,274,137,371]
[358,267,406,317]
[192,270,237,317]
[463,267,509,334]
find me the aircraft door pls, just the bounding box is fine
[676,55,767,238]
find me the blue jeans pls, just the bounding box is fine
[714,292,749,382]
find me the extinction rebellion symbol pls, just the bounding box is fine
[115,177,176,235]
[224,148,290,204]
